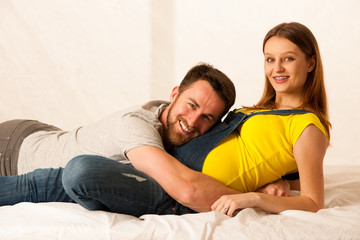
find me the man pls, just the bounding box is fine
[0,63,240,213]
[0,63,289,216]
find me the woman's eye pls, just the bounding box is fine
[266,58,274,63]
[285,57,294,61]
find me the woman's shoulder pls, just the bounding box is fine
[291,112,323,127]
[288,112,327,142]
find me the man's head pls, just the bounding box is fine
[161,63,236,147]
[178,63,236,117]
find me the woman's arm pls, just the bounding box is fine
[211,124,328,216]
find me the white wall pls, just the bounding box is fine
[0,0,359,165]
[0,0,153,128]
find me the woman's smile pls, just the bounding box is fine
[273,76,289,83]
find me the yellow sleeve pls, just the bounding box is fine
[289,113,327,146]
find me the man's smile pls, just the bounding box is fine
[179,120,192,133]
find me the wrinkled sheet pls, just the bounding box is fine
[0,165,359,240]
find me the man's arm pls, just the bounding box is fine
[127,145,239,212]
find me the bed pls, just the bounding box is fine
[0,165,359,240]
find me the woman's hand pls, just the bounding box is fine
[211,192,260,217]
[211,180,291,217]
[256,179,291,197]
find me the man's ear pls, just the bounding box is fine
[170,86,180,102]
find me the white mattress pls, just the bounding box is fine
[1,165,359,240]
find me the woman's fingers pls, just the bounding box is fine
[211,194,246,217]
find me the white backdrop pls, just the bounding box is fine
[0,0,359,165]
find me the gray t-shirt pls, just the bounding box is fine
[17,100,169,174]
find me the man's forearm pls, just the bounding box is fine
[178,171,240,212]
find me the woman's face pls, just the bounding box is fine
[264,36,315,97]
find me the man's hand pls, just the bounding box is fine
[256,179,291,197]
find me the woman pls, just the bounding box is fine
[206,21,330,216]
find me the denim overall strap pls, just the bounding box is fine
[169,110,246,171]
[243,109,310,120]
[169,109,311,172]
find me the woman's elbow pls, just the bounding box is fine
[314,202,324,212]
[307,199,324,212]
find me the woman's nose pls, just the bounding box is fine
[274,60,285,72]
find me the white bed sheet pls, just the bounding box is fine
[1,165,360,240]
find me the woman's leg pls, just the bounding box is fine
[0,168,74,206]
[62,155,193,217]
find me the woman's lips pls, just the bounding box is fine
[273,76,289,83]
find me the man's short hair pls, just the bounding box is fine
[179,63,236,117]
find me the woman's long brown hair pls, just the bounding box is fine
[250,22,331,140]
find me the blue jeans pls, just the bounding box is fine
[62,155,193,217]
[0,168,73,204]
[0,156,192,217]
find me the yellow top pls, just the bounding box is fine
[202,109,326,193]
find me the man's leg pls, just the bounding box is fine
[0,168,74,206]
[62,155,193,217]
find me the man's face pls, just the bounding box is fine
[165,80,226,147]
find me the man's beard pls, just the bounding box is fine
[166,105,199,147]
